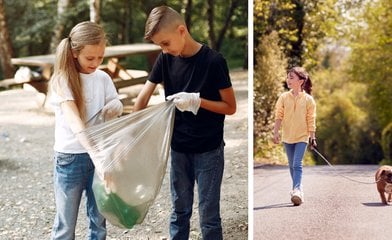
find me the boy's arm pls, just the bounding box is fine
[200,87,236,115]
[134,80,158,111]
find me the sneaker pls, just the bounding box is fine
[290,189,303,206]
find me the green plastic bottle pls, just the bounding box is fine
[93,181,141,229]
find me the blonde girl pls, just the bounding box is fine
[50,21,122,239]
[273,66,317,206]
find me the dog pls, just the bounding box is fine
[375,165,392,204]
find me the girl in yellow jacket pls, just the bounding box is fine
[273,67,316,206]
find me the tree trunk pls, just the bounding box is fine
[207,0,241,51]
[0,0,14,78]
[183,0,192,32]
[123,0,131,43]
[207,0,216,49]
[90,0,100,23]
[50,0,71,53]
[290,0,305,66]
[215,0,240,51]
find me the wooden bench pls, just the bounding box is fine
[0,77,48,108]
[100,58,149,91]
[0,77,48,93]
[0,78,23,89]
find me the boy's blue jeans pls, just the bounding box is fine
[283,142,307,190]
[169,143,224,240]
[51,152,106,240]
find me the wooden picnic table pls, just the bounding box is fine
[11,43,161,80]
[6,43,161,106]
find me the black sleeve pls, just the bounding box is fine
[211,53,232,90]
[148,52,164,84]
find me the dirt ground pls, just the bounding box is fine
[0,70,248,240]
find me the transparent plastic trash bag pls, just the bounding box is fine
[82,101,175,229]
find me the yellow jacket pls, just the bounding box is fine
[275,90,316,143]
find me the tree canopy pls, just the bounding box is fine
[0,0,247,78]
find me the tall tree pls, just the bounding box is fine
[89,0,100,23]
[122,0,131,43]
[50,0,71,53]
[206,0,242,51]
[182,0,193,32]
[0,0,14,78]
[254,0,338,68]
[348,0,392,129]
[254,31,287,156]
[290,0,305,66]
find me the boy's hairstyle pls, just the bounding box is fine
[51,21,107,120]
[144,6,185,40]
[288,66,313,95]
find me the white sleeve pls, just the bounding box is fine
[102,71,120,103]
[49,78,74,107]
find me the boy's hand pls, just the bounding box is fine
[166,92,201,115]
[101,99,123,121]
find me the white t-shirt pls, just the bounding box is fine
[50,69,119,153]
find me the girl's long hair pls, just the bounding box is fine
[50,21,107,121]
[288,67,312,95]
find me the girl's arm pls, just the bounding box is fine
[61,100,96,152]
[273,119,282,144]
[307,97,317,140]
[200,87,236,115]
[61,100,85,134]
[134,80,158,111]
[309,131,316,140]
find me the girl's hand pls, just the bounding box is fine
[309,138,317,150]
[273,132,280,144]
[101,99,123,121]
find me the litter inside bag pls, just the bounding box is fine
[83,101,175,229]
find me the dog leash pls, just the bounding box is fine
[311,147,380,184]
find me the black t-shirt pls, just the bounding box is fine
[148,45,232,153]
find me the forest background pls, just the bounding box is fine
[254,0,392,165]
[0,0,247,79]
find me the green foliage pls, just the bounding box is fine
[253,31,287,160]
[254,0,339,68]
[5,0,57,56]
[382,123,392,162]
[1,0,247,72]
[312,65,383,164]
[347,0,392,129]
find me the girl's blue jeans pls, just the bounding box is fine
[51,152,106,240]
[283,142,307,190]
[169,142,224,240]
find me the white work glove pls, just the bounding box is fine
[166,92,201,115]
[101,99,123,121]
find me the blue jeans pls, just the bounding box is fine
[283,142,307,190]
[170,142,224,240]
[51,152,106,240]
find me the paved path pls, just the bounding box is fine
[254,164,392,240]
